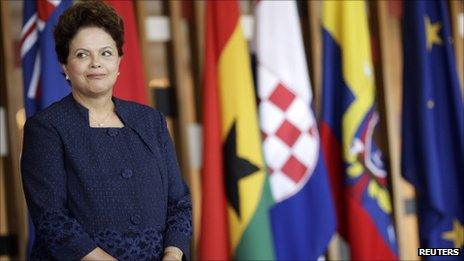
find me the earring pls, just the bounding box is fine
[65,74,69,80]
[117,72,120,76]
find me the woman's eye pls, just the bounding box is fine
[102,50,112,57]
[76,52,88,58]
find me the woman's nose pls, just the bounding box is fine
[90,56,101,68]
[90,62,101,69]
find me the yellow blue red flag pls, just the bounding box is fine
[320,1,398,259]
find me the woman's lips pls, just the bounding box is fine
[86,73,106,79]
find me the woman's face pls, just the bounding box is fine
[62,27,121,97]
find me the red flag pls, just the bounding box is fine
[105,0,148,105]
[198,2,234,259]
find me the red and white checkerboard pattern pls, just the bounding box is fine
[258,67,319,202]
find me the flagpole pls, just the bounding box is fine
[372,1,420,260]
[166,2,201,260]
[0,1,28,259]
[134,1,154,106]
[190,3,205,257]
[307,1,323,117]
[449,0,464,96]
[190,1,205,120]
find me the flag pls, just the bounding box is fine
[21,0,73,118]
[199,1,274,259]
[320,1,398,259]
[20,0,73,254]
[402,0,464,254]
[105,0,148,105]
[254,1,335,259]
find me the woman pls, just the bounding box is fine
[21,1,191,260]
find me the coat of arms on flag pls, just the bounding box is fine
[259,79,319,202]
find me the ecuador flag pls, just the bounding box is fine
[199,1,274,260]
[320,1,398,259]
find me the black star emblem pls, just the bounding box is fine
[223,121,259,219]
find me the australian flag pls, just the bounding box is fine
[21,0,72,254]
[21,0,72,118]
[402,0,464,256]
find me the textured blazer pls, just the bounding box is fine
[21,94,192,260]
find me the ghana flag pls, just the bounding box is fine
[199,0,274,260]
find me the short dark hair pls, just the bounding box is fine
[54,0,124,64]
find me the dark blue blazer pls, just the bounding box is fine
[21,94,192,260]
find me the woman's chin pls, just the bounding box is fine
[80,86,113,98]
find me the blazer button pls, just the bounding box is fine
[121,168,133,179]
[107,129,119,137]
[131,214,142,225]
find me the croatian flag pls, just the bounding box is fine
[254,1,336,259]
[21,0,72,118]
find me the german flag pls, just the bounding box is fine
[199,1,274,259]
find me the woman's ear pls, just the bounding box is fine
[61,64,69,80]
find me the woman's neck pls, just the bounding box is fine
[72,91,114,115]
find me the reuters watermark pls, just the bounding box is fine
[418,248,461,256]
